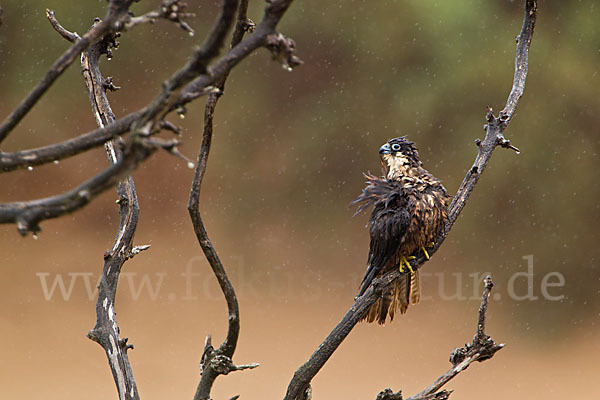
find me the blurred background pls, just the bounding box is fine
[1,0,598,398]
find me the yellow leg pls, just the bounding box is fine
[398,255,415,274]
[421,242,435,260]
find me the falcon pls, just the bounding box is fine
[353,137,450,324]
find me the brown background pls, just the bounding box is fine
[1,1,599,398]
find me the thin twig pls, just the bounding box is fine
[124,0,195,34]
[46,9,79,42]
[283,1,537,399]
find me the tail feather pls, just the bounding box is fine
[410,270,421,305]
[361,272,420,325]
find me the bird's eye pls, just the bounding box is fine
[391,143,401,151]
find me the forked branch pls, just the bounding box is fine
[284,1,537,399]
[0,1,136,143]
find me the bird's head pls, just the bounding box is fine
[379,136,421,179]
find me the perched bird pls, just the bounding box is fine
[353,137,450,324]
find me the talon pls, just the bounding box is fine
[398,257,406,273]
[422,247,430,260]
[398,255,416,274]
[404,256,415,274]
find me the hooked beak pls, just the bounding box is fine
[379,143,391,155]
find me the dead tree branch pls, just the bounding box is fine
[0,135,173,236]
[3,1,300,393]
[175,0,299,107]
[187,1,271,399]
[124,0,196,34]
[397,276,503,400]
[72,14,143,398]
[283,1,537,399]
[0,109,146,172]
[0,0,300,175]
[0,1,135,143]
[1,0,300,237]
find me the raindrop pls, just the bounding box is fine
[27,166,33,171]
[53,160,59,165]
[187,161,195,169]
[32,233,38,240]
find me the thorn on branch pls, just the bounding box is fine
[200,335,214,373]
[168,146,195,169]
[103,76,121,91]
[485,107,494,123]
[266,33,303,71]
[119,337,135,351]
[115,195,128,206]
[205,354,259,376]
[159,119,182,135]
[474,138,481,147]
[126,244,151,260]
[497,137,520,154]
[199,334,258,379]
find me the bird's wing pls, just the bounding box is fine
[353,175,411,296]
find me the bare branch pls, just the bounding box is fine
[0,2,135,144]
[175,0,301,107]
[0,109,146,172]
[46,9,79,42]
[0,0,301,173]
[78,16,142,398]
[124,0,196,35]
[188,90,241,400]
[283,1,537,399]
[403,276,503,400]
[0,136,173,236]
[187,1,281,399]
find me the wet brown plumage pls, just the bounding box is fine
[353,137,450,324]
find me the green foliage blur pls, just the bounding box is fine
[1,0,598,338]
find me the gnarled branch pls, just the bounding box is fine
[72,14,142,398]
[284,1,537,399]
